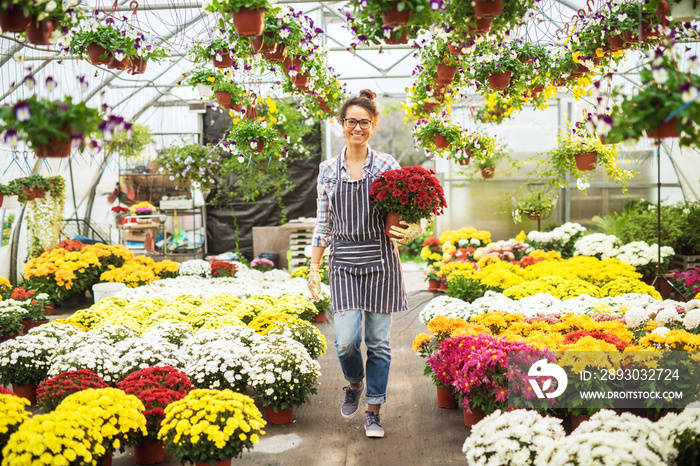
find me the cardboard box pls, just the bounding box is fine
[125,230,148,242]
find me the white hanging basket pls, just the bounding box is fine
[670,0,700,21]
[0,195,18,210]
[197,84,214,98]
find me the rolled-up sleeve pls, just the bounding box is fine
[312,170,332,247]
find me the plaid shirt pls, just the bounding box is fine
[312,147,401,247]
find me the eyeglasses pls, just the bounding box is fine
[343,118,373,129]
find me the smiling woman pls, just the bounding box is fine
[306,89,426,439]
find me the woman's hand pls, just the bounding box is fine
[308,263,321,301]
[390,221,423,244]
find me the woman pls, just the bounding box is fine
[307,89,421,438]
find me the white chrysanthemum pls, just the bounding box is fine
[463,409,564,466]
[535,432,663,466]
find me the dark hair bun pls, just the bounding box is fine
[359,89,376,101]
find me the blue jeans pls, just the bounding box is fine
[333,310,392,405]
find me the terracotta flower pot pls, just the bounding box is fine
[467,17,492,33]
[263,43,287,62]
[457,157,471,166]
[463,405,486,427]
[608,34,626,51]
[87,43,112,65]
[129,58,147,75]
[251,33,277,53]
[381,1,411,27]
[109,55,130,70]
[22,187,45,201]
[473,0,504,18]
[480,167,495,179]
[423,102,439,113]
[291,74,309,89]
[575,151,598,171]
[529,84,545,98]
[570,414,590,431]
[622,30,641,44]
[266,406,293,425]
[571,62,590,76]
[231,7,265,37]
[384,30,408,44]
[1,331,20,342]
[35,134,72,158]
[314,313,325,323]
[428,280,440,291]
[195,460,230,466]
[385,212,407,240]
[488,70,512,90]
[646,118,680,139]
[43,303,54,315]
[0,7,31,33]
[133,438,165,465]
[433,134,449,149]
[439,282,448,291]
[213,51,233,68]
[448,43,467,55]
[13,383,37,405]
[437,386,458,409]
[436,63,457,85]
[26,17,54,45]
[215,91,233,109]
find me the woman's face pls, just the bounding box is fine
[342,105,375,147]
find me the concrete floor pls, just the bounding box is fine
[46,270,471,466]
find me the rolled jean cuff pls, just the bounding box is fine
[364,393,386,405]
[344,375,364,384]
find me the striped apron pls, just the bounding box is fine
[328,151,407,314]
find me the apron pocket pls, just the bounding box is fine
[332,238,383,267]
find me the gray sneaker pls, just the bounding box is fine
[364,411,384,438]
[341,382,363,419]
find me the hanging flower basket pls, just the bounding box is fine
[384,30,408,45]
[574,151,597,171]
[251,33,277,53]
[231,8,266,37]
[423,102,439,113]
[213,52,233,68]
[87,43,112,65]
[26,18,54,45]
[129,58,147,75]
[215,91,234,109]
[282,56,303,75]
[457,155,471,166]
[473,0,504,18]
[0,6,30,33]
[35,136,72,158]
[646,118,680,139]
[433,134,450,149]
[608,34,626,51]
[381,1,411,27]
[570,62,590,77]
[448,43,469,55]
[529,84,545,98]
[291,74,309,90]
[467,17,492,33]
[22,187,46,201]
[436,63,457,85]
[263,43,286,62]
[480,167,495,179]
[197,84,214,98]
[109,55,130,70]
[487,70,512,90]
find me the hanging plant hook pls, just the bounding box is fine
[130,0,139,15]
